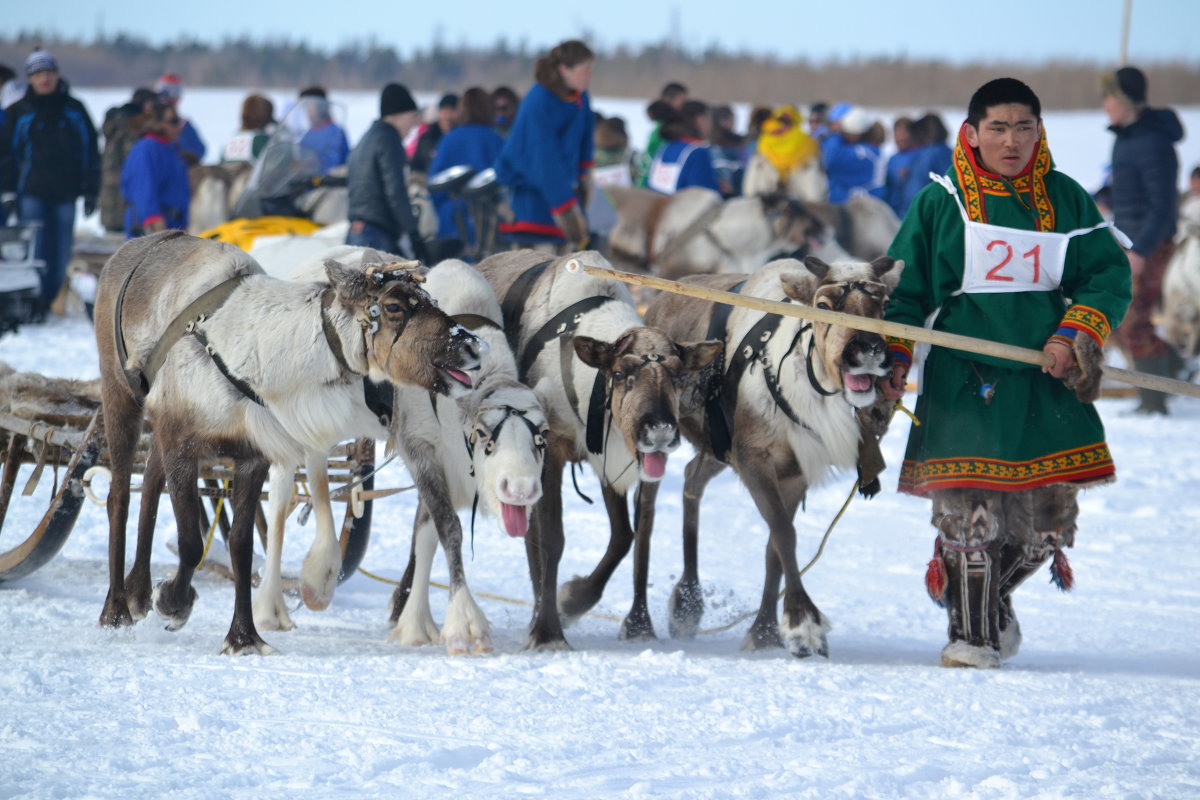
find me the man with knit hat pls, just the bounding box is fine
[155,72,206,166]
[345,82,429,262]
[1102,65,1185,414]
[0,48,99,318]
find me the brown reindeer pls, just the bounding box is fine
[94,231,482,654]
[628,256,901,656]
[476,249,722,649]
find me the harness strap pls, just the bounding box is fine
[320,288,355,377]
[113,230,190,405]
[521,296,613,381]
[703,280,744,463]
[500,258,555,359]
[188,325,265,406]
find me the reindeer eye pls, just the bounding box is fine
[816,300,832,310]
[612,371,624,381]
[384,302,402,314]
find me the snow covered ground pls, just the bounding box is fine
[1,86,1198,798]
[2,304,1199,798]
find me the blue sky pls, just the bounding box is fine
[7,0,1199,65]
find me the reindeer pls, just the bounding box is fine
[385,259,550,654]
[252,247,550,654]
[628,256,901,657]
[608,187,838,281]
[1163,207,1200,359]
[94,231,482,654]
[476,250,722,649]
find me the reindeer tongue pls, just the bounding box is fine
[501,503,528,538]
[641,451,667,479]
[447,369,473,387]
[844,372,873,392]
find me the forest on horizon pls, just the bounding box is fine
[3,31,1199,110]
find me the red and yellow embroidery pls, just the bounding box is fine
[1060,304,1112,346]
[952,122,1055,232]
[898,441,1116,495]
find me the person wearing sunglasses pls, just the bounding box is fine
[119,101,190,237]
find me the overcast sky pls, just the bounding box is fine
[7,0,1198,65]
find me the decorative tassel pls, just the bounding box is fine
[925,540,948,607]
[1049,547,1074,591]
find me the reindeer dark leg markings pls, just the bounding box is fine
[387,503,423,624]
[125,440,164,621]
[98,392,143,628]
[154,449,202,630]
[559,482,635,628]
[221,458,272,655]
[738,450,826,658]
[669,452,725,640]
[619,480,658,641]
[525,456,568,650]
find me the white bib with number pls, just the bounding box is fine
[647,144,697,195]
[930,173,1131,296]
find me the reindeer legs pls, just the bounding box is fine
[525,457,569,650]
[125,440,164,620]
[668,451,725,640]
[221,457,273,655]
[739,452,828,658]
[254,462,297,632]
[558,482,636,630]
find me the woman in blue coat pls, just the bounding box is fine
[494,39,594,250]
[429,87,504,242]
[120,103,191,237]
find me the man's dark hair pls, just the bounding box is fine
[299,86,327,99]
[661,82,688,100]
[0,63,15,86]
[681,99,709,123]
[967,78,1041,127]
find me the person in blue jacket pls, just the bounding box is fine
[429,87,504,242]
[895,112,953,218]
[0,50,99,315]
[881,116,916,216]
[297,87,349,175]
[494,39,594,250]
[821,104,881,204]
[156,73,206,166]
[119,103,191,237]
[645,105,720,196]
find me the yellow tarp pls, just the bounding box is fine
[197,217,321,252]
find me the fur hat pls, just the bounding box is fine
[380,83,417,117]
[25,49,58,76]
[839,106,872,136]
[438,93,458,110]
[1101,66,1147,108]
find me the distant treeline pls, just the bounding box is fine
[3,31,1199,110]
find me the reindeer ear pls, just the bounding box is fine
[677,339,723,372]
[780,269,820,304]
[875,257,903,291]
[359,248,388,268]
[573,336,615,371]
[802,255,831,280]
[325,258,369,304]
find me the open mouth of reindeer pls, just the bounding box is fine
[842,370,875,394]
[500,503,531,538]
[439,366,474,390]
[637,450,668,480]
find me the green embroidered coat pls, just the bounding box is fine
[885,147,1131,496]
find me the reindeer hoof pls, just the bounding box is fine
[781,612,832,659]
[152,580,197,631]
[668,579,704,640]
[556,576,600,628]
[619,608,657,642]
[524,632,572,652]
[741,621,784,651]
[99,592,135,628]
[300,552,340,611]
[220,635,277,656]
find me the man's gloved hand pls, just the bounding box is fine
[83,195,97,217]
[1,192,16,222]
[1061,334,1105,404]
[880,360,909,402]
[552,204,588,249]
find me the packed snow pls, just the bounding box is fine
[0,89,1198,798]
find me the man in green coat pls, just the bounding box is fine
[880,78,1132,668]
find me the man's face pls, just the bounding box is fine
[29,70,58,95]
[963,103,1041,178]
[1102,92,1135,127]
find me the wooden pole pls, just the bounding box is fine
[564,260,1200,399]
[1120,0,1133,65]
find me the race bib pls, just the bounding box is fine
[592,164,632,189]
[961,221,1068,293]
[223,133,254,162]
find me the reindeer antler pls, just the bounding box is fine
[364,262,426,284]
